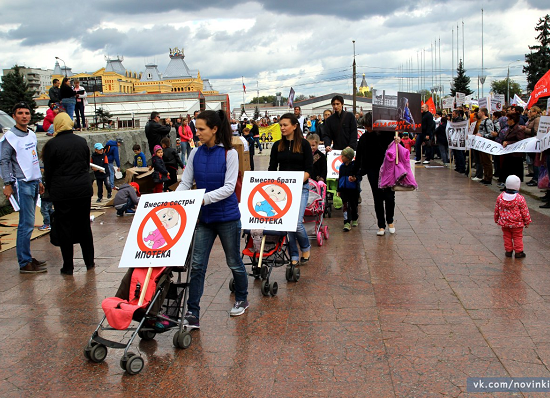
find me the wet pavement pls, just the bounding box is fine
[1,155,550,397]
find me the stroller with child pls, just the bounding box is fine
[233,229,298,297]
[304,179,329,246]
[84,251,194,375]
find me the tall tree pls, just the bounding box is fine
[450,60,474,96]
[248,95,287,105]
[523,14,550,92]
[0,65,43,124]
[490,78,522,103]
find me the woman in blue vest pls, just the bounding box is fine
[268,113,314,266]
[177,110,248,328]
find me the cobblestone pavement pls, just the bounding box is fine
[1,155,550,397]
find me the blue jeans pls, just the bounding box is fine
[180,141,192,166]
[108,162,115,189]
[438,144,449,164]
[15,180,39,268]
[187,219,248,317]
[254,137,262,152]
[116,197,135,216]
[454,149,466,172]
[288,184,311,261]
[40,200,53,225]
[47,125,54,134]
[61,99,75,120]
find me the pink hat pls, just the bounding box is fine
[153,145,162,153]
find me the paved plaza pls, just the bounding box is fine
[1,156,550,397]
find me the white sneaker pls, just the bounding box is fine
[422,161,430,164]
[388,224,396,234]
[376,229,385,236]
[471,177,482,181]
[414,160,421,164]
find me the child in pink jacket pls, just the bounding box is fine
[494,175,531,258]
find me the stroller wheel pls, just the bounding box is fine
[292,267,300,282]
[261,280,270,296]
[270,281,279,296]
[260,265,268,280]
[120,351,136,370]
[138,329,156,341]
[173,330,192,349]
[125,354,144,375]
[228,277,235,292]
[89,343,107,363]
[83,341,98,360]
[322,226,329,240]
[285,266,292,281]
[317,231,323,246]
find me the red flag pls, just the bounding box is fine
[527,69,550,109]
[242,83,246,93]
[426,97,436,115]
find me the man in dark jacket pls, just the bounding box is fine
[323,95,357,151]
[415,104,435,164]
[48,79,61,103]
[145,112,171,155]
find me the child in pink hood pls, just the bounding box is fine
[494,175,531,258]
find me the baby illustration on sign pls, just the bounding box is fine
[254,184,287,217]
[144,208,179,249]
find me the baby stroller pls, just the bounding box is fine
[233,229,298,297]
[84,252,194,375]
[304,179,329,246]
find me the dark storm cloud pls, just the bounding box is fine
[525,0,550,9]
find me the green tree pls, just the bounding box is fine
[523,14,550,92]
[295,94,307,102]
[451,60,474,97]
[490,78,522,103]
[248,95,287,106]
[95,107,112,128]
[0,65,43,124]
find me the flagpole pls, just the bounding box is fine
[242,76,245,106]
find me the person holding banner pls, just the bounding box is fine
[177,110,249,326]
[268,113,313,266]
[499,112,526,188]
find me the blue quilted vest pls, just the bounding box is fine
[193,145,240,223]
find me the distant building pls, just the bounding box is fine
[2,67,53,97]
[358,74,371,97]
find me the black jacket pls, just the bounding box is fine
[322,111,357,150]
[162,146,184,169]
[59,84,76,100]
[434,120,448,146]
[49,86,60,103]
[421,111,435,138]
[91,151,110,178]
[145,120,171,154]
[268,139,313,178]
[353,130,394,175]
[43,130,93,202]
[311,149,327,182]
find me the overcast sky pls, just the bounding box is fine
[1,0,548,108]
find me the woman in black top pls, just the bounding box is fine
[269,113,313,265]
[43,112,94,275]
[59,77,76,121]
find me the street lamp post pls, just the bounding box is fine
[55,56,67,77]
[352,40,357,115]
[507,59,521,106]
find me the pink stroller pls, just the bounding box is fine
[304,179,329,246]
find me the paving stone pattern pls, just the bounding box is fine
[1,156,550,397]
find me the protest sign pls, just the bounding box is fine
[446,120,468,150]
[537,116,550,139]
[326,150,343,179]
[240,171,304,232]
[443,97,454,109]
[466,135,539,155]
[372,89,421,132]
[491,96,504,113]
[455,92,465,108]
[478,97,489,110]
[119,190,205,268]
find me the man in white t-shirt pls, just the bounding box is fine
[294,106,306,133]
[0,102,47,273]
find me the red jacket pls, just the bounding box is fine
[494,192,532,228]
[178,125,193,142]
[43,108,56,131]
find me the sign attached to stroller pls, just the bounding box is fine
[119,189,205,268]
[240,171,304,232]
[327,150,343,179]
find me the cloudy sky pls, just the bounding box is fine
[1,0,548,108]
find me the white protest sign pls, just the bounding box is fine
[478,96,489,110]
[119,190,205,268]
[326,150,343,179]
[443,97,454,109]
[547,98,550,114]
[240,171,304,232]
[491,95,503,113]
[468,121,477,135]
[537,116,550,139]
[539,131,550,152]
[455,92,465,108]
[466,135,540,155]
[446,120,468,150]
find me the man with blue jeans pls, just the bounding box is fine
[105,138,122,191]
[0,103,47,273]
